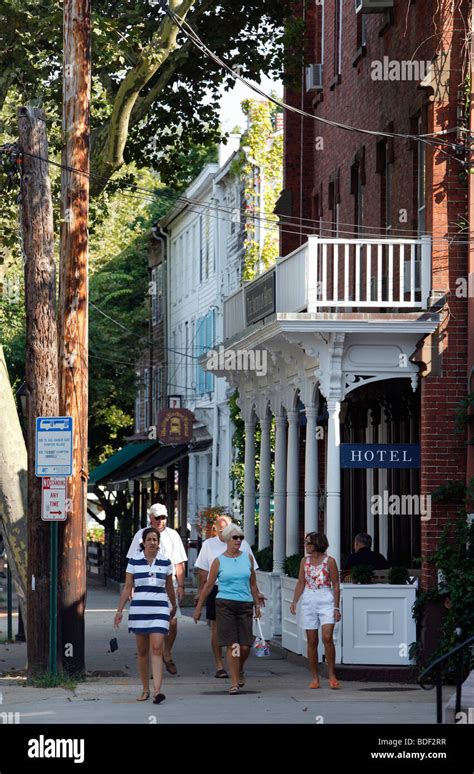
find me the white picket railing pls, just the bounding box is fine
[306,235,431,310]
[223,235,432,341]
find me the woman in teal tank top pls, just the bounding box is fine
[194,523,261,694]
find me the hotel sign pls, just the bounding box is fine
[340,444,420,469]
[157,408,194,445]
[245,270,275,326]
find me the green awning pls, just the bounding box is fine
[89,441,158,486]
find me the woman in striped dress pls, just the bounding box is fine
[114,527,177,704]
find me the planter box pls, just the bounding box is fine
[341,584,416,665]
[281,575,342,663]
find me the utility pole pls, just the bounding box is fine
[58,0,91,675]
[17,107,59,676]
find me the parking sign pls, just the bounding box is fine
[35,417,73,476]
[41,477,67,521]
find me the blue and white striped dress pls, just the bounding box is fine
[126,551,173,635]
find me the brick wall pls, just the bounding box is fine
[282,0,469,591]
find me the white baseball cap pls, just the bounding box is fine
[148,503,168,519]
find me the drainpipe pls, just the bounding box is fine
[151,223,169,407]
[468,4,474,506]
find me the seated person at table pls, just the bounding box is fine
[342,533,389,578]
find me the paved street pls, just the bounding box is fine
[0,583,443,725]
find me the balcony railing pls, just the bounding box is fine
[223,235,432,342]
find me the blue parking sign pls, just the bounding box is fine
[35,417,73,476]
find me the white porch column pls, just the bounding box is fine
[243,416,256,546]
[326,399,341,566]
[304,406,319,535]
[258,414,271,549]
[286,410,300,556]
[273,411,287,572]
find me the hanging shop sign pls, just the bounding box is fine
[157,408,194,445]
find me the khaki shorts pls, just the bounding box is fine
[215,599,254,647]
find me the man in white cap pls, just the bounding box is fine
[127,503,187,674]
[194,514,265,678]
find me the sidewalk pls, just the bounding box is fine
[0,583,442,724]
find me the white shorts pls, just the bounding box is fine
[299,587,335,630]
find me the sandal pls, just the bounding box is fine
[215,669,229,678]
[163,658,177,675]
[229,685,240,695]
[309,679,320,689]
[136,690,150,702]
[238,672,245,687]
[153,693,166,704]
[329,678,341,689]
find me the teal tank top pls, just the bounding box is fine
[216,552,253,602]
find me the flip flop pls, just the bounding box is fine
[136,690,150,701]
[153,693,166,704]
[309,680,320,689]
[329,678,341,689]
[163,658,177,675]
[215,669,228,678]
[229,685,240,695]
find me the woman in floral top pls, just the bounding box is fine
[290,532,341,689]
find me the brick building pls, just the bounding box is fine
[210,0,470,664]
[280,0,469,589]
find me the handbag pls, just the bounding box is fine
[253,617,271,657]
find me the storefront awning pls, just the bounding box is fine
[129,438,213,480]
[88,441,159,488]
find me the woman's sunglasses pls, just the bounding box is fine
[231,535,243,540]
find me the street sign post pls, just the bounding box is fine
[35,419,72,675]
[41,477,67,522]
[35,416,73,476]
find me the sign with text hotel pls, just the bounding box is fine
[340,444,420,469]
[245,270,275,326]
[157,408,194,445]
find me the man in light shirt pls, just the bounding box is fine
[127,503,187,675]
[194,514,265,678]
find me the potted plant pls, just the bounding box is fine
[388,566,410,585]
[350,564,374,584]
[194,506,230,538]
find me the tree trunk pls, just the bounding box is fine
[18,106,59,676]
[0,347,28,630]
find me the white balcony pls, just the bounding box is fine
[223,235,432,342]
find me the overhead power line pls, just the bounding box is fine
[160,1,466,164]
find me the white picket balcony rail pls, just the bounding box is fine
[223,234,432,342]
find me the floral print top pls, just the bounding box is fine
[304,555,332,589]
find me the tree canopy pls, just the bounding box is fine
[0,0,298,196]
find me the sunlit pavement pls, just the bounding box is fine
[0,585,441,725]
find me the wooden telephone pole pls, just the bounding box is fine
[58,0,91,675]
[18,107,59,675]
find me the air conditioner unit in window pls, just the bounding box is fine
[306,64,323,92]
[355,0,394,12]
